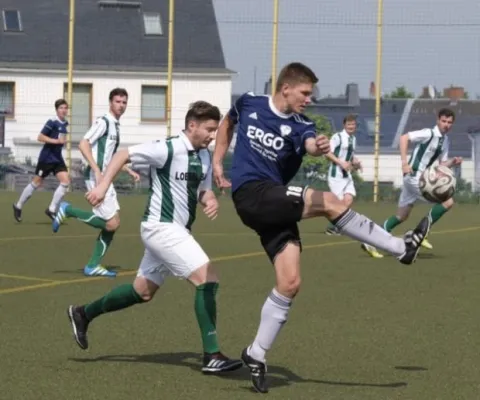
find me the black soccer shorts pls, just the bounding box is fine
[35,162,68,178]
[232,180,308,263]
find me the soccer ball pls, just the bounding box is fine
[419,165,456,203]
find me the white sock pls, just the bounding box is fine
[49,183,69,212]
[16,182,39,209]
[334,209,406,256]
[249,288,292,363]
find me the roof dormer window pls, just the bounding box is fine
[2,10,22,32]
[143,12,162,36]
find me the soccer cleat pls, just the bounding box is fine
[45,208,56,221]
[421,237,433,250]
[67,305,89,350]
[325,226,340,236]
[201,352,243,374]
[241,347,268,394]
[361,243,384,258]
[397,216,431,265]
[52,201,70,233]
[83,264,117,277]
[12,204,22,222]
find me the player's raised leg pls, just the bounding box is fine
[302,188,430,264]
[53,200,119,277]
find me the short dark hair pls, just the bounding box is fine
[109,88,128,101]
[275,62,318,93]
[438,108,455,121]
[343,113,357,125]
[55,99,68,109]
[185,101,222,128]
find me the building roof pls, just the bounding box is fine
[308,98,408,154]
[0,0,230,73]
[307,97,477,158]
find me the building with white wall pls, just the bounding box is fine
[0,0,233,164]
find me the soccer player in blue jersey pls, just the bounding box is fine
[13,99,70,222]
[213,62,431,394]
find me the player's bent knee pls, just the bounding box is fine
[442,198,454,209]
[133,276,159,302]
[344,194,354,208]
[105,215,120,231]
[277,276,301,298]
[303,189,347,219]
[274,243,301,298]
[396,206,412,221]
[188,263,218,286]
[32,176,43,186]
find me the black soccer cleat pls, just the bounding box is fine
[45,208,56,221]
[241,347,268,393]
[397,216,431,265]
[67,305,89,350]
[13,204,22,222]
[201,352,243,374]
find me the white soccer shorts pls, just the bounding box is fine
[85,180,120,221]
[137,221,210,286]
[398,175,430,207]
[328,177,356,200]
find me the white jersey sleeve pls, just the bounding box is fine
[407,128,432,144]
[128,141,170,168]
[198,164,212,193]
[84,118,107,145]
[330,133,341,152]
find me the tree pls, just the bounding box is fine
[385,86,415,99]
[300,113,333,183]
[299,113,363,186]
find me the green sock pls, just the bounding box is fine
[384,216,402,232]
[194,282,220,354]
[66,205,107,229]
[428,203,449,225]
[86,230,115,267]
[84,283,144,321]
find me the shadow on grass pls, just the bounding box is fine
[52,265,125,274]
[395,366,428,372]
[70,352,407,391]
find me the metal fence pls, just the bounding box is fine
[1,0,479,202]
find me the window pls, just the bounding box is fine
[3,10,22,32]
[63,83,92,141]
[141,86,167,121]
[0,82,15,118]
[143,13,162,36]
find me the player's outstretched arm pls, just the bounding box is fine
[213,115,235,190]
[121,165,140,182]
[399,134,412,175]
[304,135,330,157]
[325,152,351,171]
[37,133,63,145]
[85,149,129,206]
[441,157,463,168]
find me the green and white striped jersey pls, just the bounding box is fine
[128,132,212,230]
[407,126,449,176]
[83,113,120,180]
[328,130,356,178]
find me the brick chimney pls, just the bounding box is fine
[443,86,465,100]
[421,86,430,98]
[369,81,375,97]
